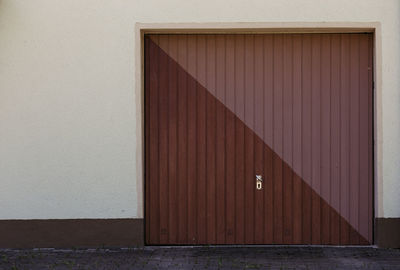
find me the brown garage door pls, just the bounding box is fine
[145,33,373,245]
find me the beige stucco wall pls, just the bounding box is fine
[0,0,399,219]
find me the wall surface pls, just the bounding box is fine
[0,0,399,220]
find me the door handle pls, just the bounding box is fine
[256,175,263,190]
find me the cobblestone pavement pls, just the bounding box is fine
[0,246,399,270]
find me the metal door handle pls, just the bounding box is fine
[256,175,262,190]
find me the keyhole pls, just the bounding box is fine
[256,181,262,190]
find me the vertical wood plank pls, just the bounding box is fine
[283,34,293,244]
[330,34,341,245]
[158,35,170,244]
[359,34,370,243]
[340,34,351,245]
[263,34,274,244]
[225,35,236,244]
[177,35,188,244]
[187,35,197,244]
[244,34,255,244]
[292,34,303,244]
[215,35,226,244]
[234,34,245,244]
[273,34,284,244]
[148,35,160,244]
[167,35,179,244]
[145,36,151,244]
[254,34,265,243]
[311,34,321,245]
[367,34,374,244]
[320,34,331,244]
[349,34,360,245]
[206,35,217,244]
[301,34,312,244]
[196,35,207,244]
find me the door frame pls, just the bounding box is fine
[135,22,381,245]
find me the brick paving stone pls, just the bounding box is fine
[0,246,399,270]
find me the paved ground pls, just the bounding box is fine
[0,246,399,270]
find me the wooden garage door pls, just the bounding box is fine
[145,33,373,245]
